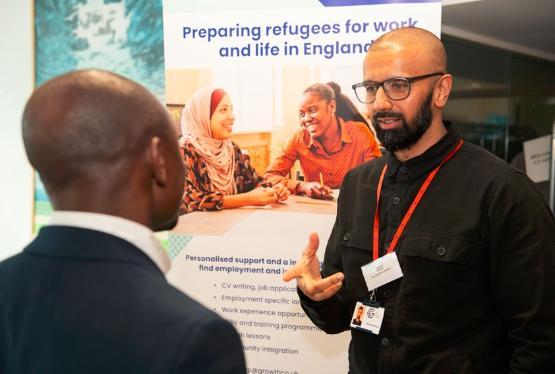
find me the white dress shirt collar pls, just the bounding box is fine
[48,211,171,274]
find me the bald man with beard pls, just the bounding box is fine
[0,70,246,374]
[284,28,555,373]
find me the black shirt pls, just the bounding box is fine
[300,124,555,373]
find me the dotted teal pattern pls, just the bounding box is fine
[168,233,194,260]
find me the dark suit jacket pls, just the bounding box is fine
[0,226,246,373]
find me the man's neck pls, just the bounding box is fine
[50,191,152,230]
[393,120,447,162]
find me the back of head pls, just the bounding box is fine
[22,69,183,229]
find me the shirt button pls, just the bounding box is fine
[392,196,401,205]
[381,337,390,347]
[383,290,392,298]
[343,233,351,241]
[436,246,447,256]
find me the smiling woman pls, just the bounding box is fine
[179,87,289,213]
[264,82,382,198]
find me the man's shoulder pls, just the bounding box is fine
[144,282,242,359]
[151,281,227,323]
[150,280,206,310]
[460,142,511,167]
[0,252,26,282]
[0,237,230,333]
[338,156,386,205]
[344,155,386,181]
[458,142,522,181]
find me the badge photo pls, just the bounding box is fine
[351,301,385,335]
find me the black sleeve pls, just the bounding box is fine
[299,190,354,334]
[487,171,555,373]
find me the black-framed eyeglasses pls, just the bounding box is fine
[352,72,444,104]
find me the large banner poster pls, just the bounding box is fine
[163,1,441,372]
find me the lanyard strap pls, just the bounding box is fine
[372,139,464,261]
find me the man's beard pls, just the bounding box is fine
[372,92,433,152]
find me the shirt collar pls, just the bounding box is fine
[386,122,461,180]
[306,117,352,151]
[48,211,171,273]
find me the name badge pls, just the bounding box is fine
[361,251,403,291]
[350,301,385,334]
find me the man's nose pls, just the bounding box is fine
[372,86,392,113]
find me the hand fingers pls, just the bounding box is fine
[263,188,276,196]
[270,188,288,202]
[298,272,344,301]
[282,232,319,282]
[308,186,322,197]
[308,278,343,301]
[271,185,284,196]
[305,272,344,295]
[277,188,290,201]
[302,232,319,258]
[313,183,331,195]
[282,264,300,282]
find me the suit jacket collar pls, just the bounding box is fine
[25,226,163,275]
[48,211,170,273]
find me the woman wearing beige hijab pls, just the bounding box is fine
[179,87,289,213]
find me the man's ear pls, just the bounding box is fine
[146,136,167,187]
[434,74,452,109]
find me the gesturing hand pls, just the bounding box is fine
[282,232,344,301]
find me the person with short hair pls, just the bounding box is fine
[352,305,364,326]
[284,28,555,373]
[264,82,381,198]
[0,70,246,374]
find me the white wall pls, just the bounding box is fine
[0,1,34,260]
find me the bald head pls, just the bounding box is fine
[24,70,170,186]
[23,70,184,230]
[367,27,446,74]
[362,28,453,158]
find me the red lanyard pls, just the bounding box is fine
[372,139,464,261]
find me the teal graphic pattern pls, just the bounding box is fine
[168,234,194,260]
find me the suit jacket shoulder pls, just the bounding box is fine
[0,226,246,374]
